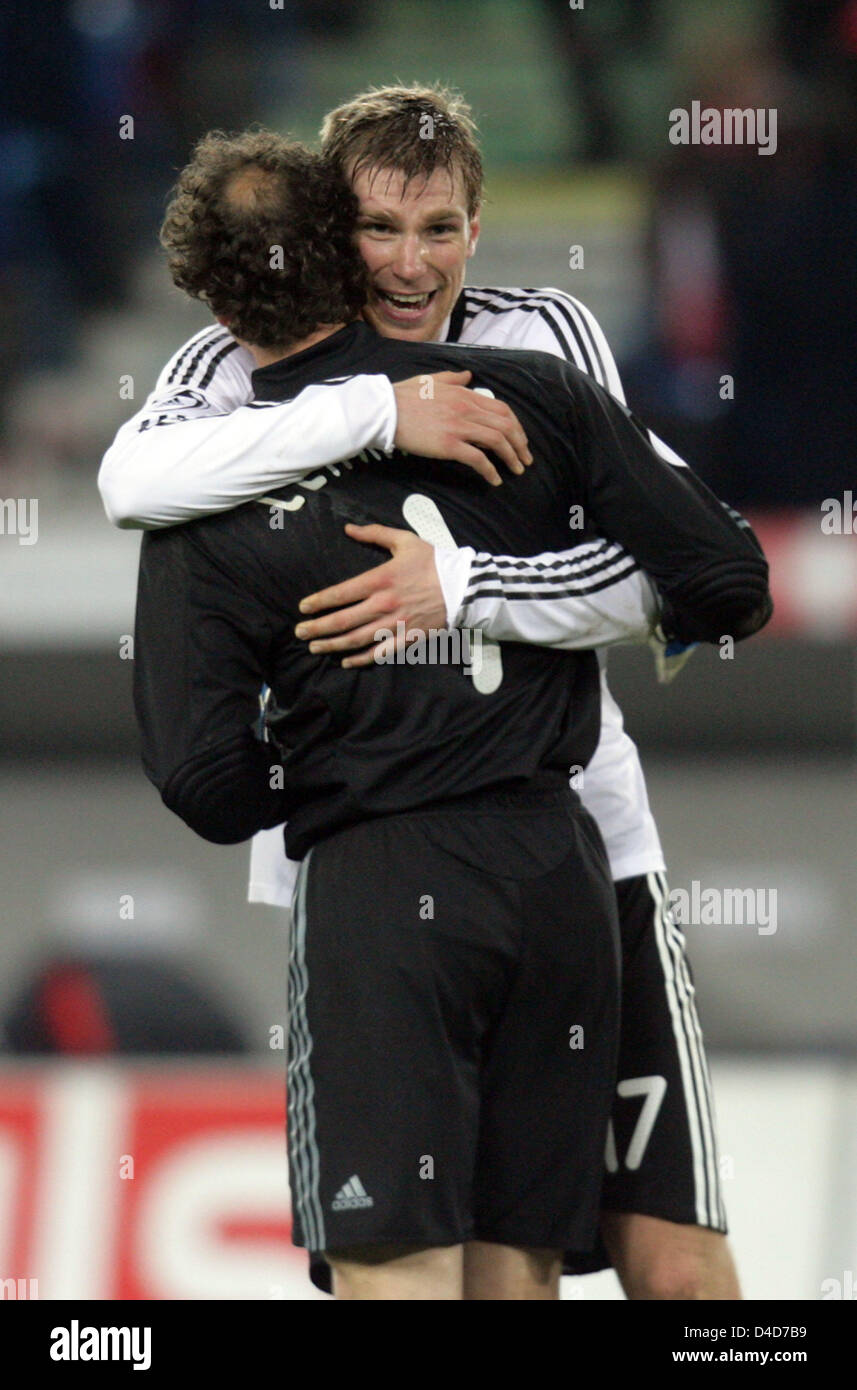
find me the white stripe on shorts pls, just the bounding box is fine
[648,871,726,1229]
[287,851,326,1252]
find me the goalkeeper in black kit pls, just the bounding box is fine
[132,131,771,1301]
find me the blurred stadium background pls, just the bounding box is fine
[1,0,855,1300]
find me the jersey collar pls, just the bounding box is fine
[444,289,469,344]
[251,322,374,398]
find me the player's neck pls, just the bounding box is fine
[245,323,347,369]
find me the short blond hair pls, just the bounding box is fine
[320,83,483,215]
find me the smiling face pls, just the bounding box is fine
[351,164,480,342]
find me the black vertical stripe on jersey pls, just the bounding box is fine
[468,286,606,376]
[175,330,235,389]
[463,287,608,385]
[197,339,239,389]
[476,287,607,384]
[553,293,608,387]
[461,292,582,367]
[445,290,469,344]
[166,327,226,386]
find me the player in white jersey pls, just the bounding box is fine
[99,84,738,1299]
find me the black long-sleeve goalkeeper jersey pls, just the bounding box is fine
[134,320,770,853]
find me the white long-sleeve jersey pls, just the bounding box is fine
[434,540,659,649]
[98,326,397,527]
[103,286,673,903]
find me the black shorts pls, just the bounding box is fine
[564,869,728,1276]
[284,782,621,1294]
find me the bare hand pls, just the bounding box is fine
[392,370,532,486]
[295,522,447,667]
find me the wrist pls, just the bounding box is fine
[432,546,477,627]
[373,376,397,453]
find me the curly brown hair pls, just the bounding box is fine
[320,84,483,216]
[160,129,368,349]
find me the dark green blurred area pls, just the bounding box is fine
[271,0,779,167]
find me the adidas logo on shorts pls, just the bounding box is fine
[331,1175,374,1211]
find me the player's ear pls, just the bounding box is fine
[466,206,481,259]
